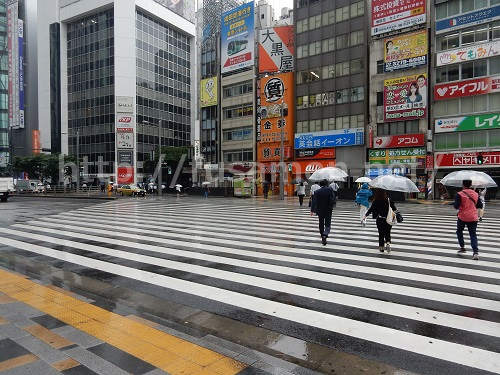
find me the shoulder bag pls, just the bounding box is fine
[386,198,397,225]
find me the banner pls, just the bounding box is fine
[384,31,427,72]
[221,2,254,74]
[437,40,500,67]
[371,0,426,36]
[436,151,500,167]
[436,5,500,34]
[434,76,500,100]
[435,113,500,133]
[257,73,294,162]
[7,0,19,129]
[295,148,336,160]
[200,77,218,107]
[259,26,294,73]
[18,19,24,128]
[32,130,40,154]
[369,147,426,165]
[384,74,427,122]
[295,128,364,149]
[373,133,425,149]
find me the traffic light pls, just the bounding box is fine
[477,154,484,165]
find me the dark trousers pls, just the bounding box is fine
[318,212,333,238]
[456,219,478,252]
[263,191,268,199]
[376,218,392,247]
[298,194,305,206]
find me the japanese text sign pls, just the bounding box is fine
[294,128,364,149]
[437,40,500,67]
[436,152,500,167]
[384,74,427,122]
[369,147,426,165]
[259,26,294,73]
[221,2,255,74]
[436,5,500,34]
[435,113,500,133]
[371,0,426,36]
[373,133,425,149]
[384,31,428,72]
[434,76,500,100]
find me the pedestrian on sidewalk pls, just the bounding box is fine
[364,188,397,253]
[263,182,270,199]
[308,181,320,208]
[355,183,373,226]
[204,184,210,198]
[329,181,339,197]
[296,182,306,206]
[455,179,482,260]
[477,187,486,222]
[310,179,336,246]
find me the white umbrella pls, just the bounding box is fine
[369,175,419,193]
[201,181,211,186]
[309,167,348,182]
[175,184,182,188]
[355,177,372,183]
[440,170,497,188]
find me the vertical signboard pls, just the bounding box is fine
[115,96,135,184]
[257,73,294,162]
[18,19,24,128]
[384,74,427,122]
[7,0,19,129]
[371,0,426,36]
[32,130,40,154]
[221,2,255,74]
[259,26,294,73]
[384,31,427,72]
[200,77,218,107]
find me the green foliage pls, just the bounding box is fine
[13,154,77,183]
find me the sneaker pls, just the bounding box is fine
[322,236,327,246]
[385,243,391,253]
[457,247,466,254]
[472,253,479,260]
[361,220,366,226]
[379,246,384,252]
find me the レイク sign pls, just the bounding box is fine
[435,113,500,133]
[371,0,426,36]
[373,133,425,149]
[434,76,500,100]
[436,40,500,66]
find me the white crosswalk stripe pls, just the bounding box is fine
[1,198,500,374]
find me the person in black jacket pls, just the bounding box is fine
[364,188,397,253]
[310,179,336,245]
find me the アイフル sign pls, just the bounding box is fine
[434,76,500,100]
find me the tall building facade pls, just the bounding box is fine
[294,0,367,186]
[37,0,195,184]
[0,0,37,177]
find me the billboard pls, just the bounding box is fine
[434,76,500,100]
[200,77,218,107]
[437,40,500,66]
[221,2,254,74]
[257,73,294,162]
[371,0,426,36]
[7,0,20,129]
[373,133,425,149]
[259,26,294,73]
[295,148,335,160]
[384,74,427,122]
[18,19,24,128]
[436,5,500,34]
[436,151,500,167]
[369,147,426,165]
[384,31,427,72]
[295,128,364,149]
[435,113,500,133]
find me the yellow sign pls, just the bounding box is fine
[384,30,428,72]
[200,77,218,108]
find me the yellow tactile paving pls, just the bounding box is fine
[46,285,76,297]
[0,316,8,325]
[0,269,247,375]
[0,354,38,371]
[125,314,160,328]
[51,358,80,371]
[24,324,74,349]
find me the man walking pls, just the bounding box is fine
[310,179,336,245]
[454,179,482,260]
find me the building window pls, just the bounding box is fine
[350,86,364,102]
[350,30,364,46]
[377,120,419,136]
[223,104,253,119]
[350,1,365,18]
[223,81,252,98]
[336,33,349,49]
[436,0,498,20]
[434,93,499,116]
[335,61,350,77]
[336,5,350,22]
[223,149,253,162]
[223,127,252,141]
[322,10,335,26]
[297,68,321,83]
[336,88,349,104]
[436,57,499,83]
[322,37,335,53]
[308,40,322,56]
[350,58,364,74]
[297,44,309,59]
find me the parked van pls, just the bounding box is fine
[16,180,38,193]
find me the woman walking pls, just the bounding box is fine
[297,182,306,206]
[355,183,372,226]
[477,188,486,221]
[364,189,397,252]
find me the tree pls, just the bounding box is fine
[13,154,77,184]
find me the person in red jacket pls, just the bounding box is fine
[453,179,483,260]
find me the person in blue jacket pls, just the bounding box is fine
[355,183,373,226]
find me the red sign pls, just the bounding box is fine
[435,152,500,167]
[373,133,425,149]
[32,130,40,154]
[434,76,500,100]
[426,155,434,170]
[295,148,336,160]
[369,127,373,149]
[117,166,134,184]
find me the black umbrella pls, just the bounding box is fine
[290,177,308,185]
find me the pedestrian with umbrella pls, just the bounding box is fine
[262,181,270,199]
[293,180,307,206]
[202,181,211,198]
[175,184,182,197]
[310,179,336,246]
[453,179,483,260]
[355,183,372,226]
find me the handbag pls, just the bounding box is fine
[396,211,403,223]
[386,198,397,226]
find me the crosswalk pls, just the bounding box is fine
[1,197,500,375]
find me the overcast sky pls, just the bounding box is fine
[269,0,294,14]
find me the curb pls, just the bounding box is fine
[11,194,116,200]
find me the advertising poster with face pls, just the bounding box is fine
[384,74,427,122]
